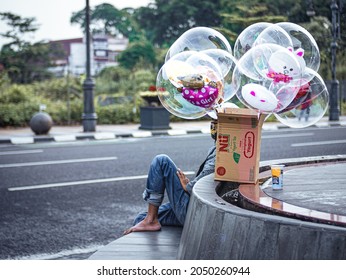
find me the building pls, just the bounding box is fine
[49,34,129,77]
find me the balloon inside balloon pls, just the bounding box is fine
[181,85,219,108]
[241,83,278,112]
[266,47,304,83]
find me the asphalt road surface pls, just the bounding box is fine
[0,126,345,259]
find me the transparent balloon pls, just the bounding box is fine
[165,27,232,62]
[274,72,329,128]
[157,66,207,119]
[207,102,240,119]
[233,44,304,113]
[241,83,280,112]
[200,49,238,102]
[157,51,227,119]
[233,22,272,60]
[269,83,300,112]
[276,22,320,72]
[257,45,304,82]
[184,52,223,83]
[163,51,196,88]
[253,24,293,48]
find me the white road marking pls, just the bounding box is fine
[8,171,196,191]
[262,132,314,139]
[0,149,43,156]
[291,139,346,147]
[0,157,117,168]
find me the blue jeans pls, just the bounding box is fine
[133,154,190,226]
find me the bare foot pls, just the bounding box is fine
[123,219,161,235]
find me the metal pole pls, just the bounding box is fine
[329,0,340,121]
[306,0,316,17]
[82,0,97,132]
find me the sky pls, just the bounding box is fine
[0,0,152,47]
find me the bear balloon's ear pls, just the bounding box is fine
[296,48,304,57]
[287,47,305,58]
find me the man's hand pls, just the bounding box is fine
[177,169,190,192]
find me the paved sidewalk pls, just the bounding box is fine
[1,116,346,144]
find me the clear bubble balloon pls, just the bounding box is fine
[250,44,305,83]
[269,83,300,112]
[233,22,272,59]
[276,22,320,72]
[157,51,226,119]
[208,102,240,119]
[165,27,232,62]
[200,49,238,102]
[253,24,293,48]
[157,66,207,119]
[274,72,329,128]
[163,51,196,88]
[184,52,223,83]
[241,83,279,112]
[233,44,304,113]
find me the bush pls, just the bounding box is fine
[95,67,132,97]
[0,102,38,127]
[31,77,82,101]
[96,103,138,124]
[0,84,43,126]
[0,84,34,103]
[0,78,85,126]
[341,101,346,116]
[47,99,83,125]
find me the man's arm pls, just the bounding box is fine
[185,145,216,195]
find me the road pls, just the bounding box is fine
[0,126,345,259]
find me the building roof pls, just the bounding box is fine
[49,38,83,57]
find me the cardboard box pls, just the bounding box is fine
[215,108,266,183]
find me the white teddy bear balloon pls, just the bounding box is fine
[266,47,305,83]
[240,47,307,113]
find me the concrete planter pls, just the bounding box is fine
[139,106,170,130]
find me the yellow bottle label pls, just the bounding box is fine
[271,168,281,177]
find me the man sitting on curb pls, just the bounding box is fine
[123,121,217,235]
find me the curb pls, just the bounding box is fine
[0,128,210,145]
[1,119,345,145]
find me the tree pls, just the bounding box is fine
[71,4,120,35]
[134,0,223,47]
[117,40,156,71]
[0,12,38,50]
[301,16,332,78]
[306,0,346,80]
[219,0,288,44]
[0,12,53,84]
[1,42,54,84]
[70,3,143,41]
